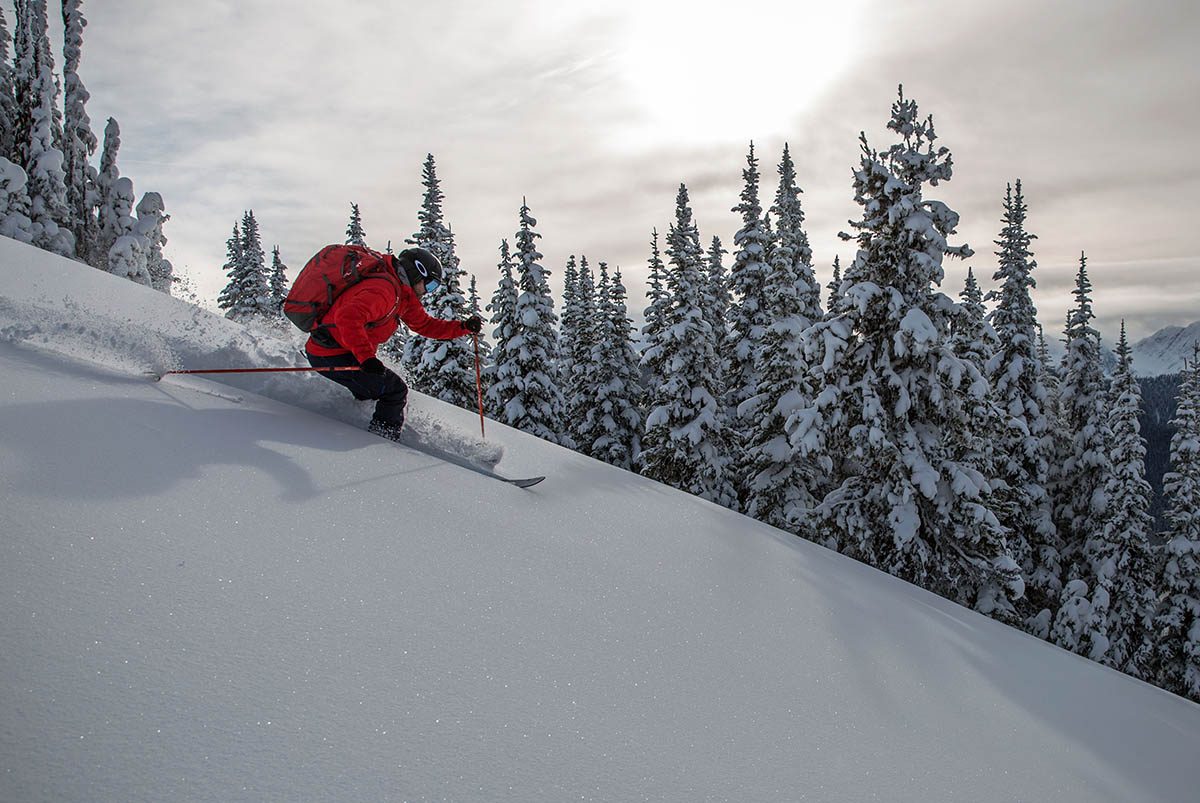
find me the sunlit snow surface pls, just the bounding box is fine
[2,236,1199,802]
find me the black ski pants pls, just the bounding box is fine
[306,351,409,429]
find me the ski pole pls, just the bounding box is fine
[473,332,486,438]
[149,365,362,380]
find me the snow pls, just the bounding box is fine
[2,236,1200,801]
[1132,320,1200,377]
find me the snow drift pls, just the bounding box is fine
[1,236,1199,802]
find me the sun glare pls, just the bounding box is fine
[616,1,864,148]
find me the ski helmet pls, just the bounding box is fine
[396,247,443,292]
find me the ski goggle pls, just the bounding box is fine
[423,277,440,293]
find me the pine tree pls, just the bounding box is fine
[135,192,171,292]
[826,255,843,310]
[484,239,521,420]
[1051,254,1117,653]
[91,117,122,269]
[268,246,288,311]
[217,212,272,321]
[0,8,16,162]
[498,200,563,443]
[639,229,671,422]
[1100,323,1158,677]
[60,0,97,257]
[705,236,730,342]
[405,228,477,411]
[14,0,73,256]
[401,154,474,400]
[1156,344,1200,701]
[725,143,771,456]
[985,181,1061,628]
[564,256,599,453]
[586,265,642,470]
[791,87,1020,615]
[345,202,366,246]
[640,183,735,507]
[105,176,148,284]
[741,144,821,529]
[0,156,34,243]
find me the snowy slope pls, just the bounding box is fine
[2,237,1199,803]
[1133,320,1200,377]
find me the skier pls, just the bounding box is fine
[304,246,482,440]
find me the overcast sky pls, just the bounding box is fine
[43,0,1200,343]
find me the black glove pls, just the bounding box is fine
[461,315,483,334]
[359,357,385,375]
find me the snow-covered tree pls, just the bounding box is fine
[404,228,477,411]
[345,202,366,246]
[725,143,771,449]
[217,211,272,321]
[495,200,563,443]
[484,238,521,420]
[268,245,288,311]
[13,0,73,256]
[0,157,34,242]
[1156,344,1200,701]
[741,143,821,529]
[1051,254,1118,655]
[705,236,730,344]
[562,256,599,452]
[826,255,843,310]
[585,264,642,470]
[400,154,476,406]
[790,87,1020,616]
[639,228,671,420]
[640,183,735,507]
[91,117,122,268]
[60,0,97,256]
[0,8,16,162]
[985,180,1061,629]
[105,176,147,284]
[1098,323,1157,677]
[135,191,171,292]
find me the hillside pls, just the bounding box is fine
[1133,321,1200,377]
[2,237,1199,802]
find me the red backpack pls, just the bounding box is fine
[283,244,409,347]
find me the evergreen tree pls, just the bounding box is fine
[640,183,735,507]
[497,200,563,443]
[345,202,366,246]
[586,265,642,470]
[268,245,288,310]
[405,228,478,411]
[484,238,521,420]
[790,88,1020,616]
[1051,254,1117,653]
[60,0,97,256]
[560,254,581,382]
[13,0,73,256]
[564,256,598,453]
[725,143,771,451]
[217,212,272,321]
[1099,323,1158,677]
[985,181,1061,628]
[0,8,16,161]
[136,191,171,292]
[91,117,122,269]
[1156,344,1200,701]
[826,255,843,311]
[0,156,34,243]
[741,143,821,529]
[639,229,671,423]
[105,176,148,284]
[705,236,730,342]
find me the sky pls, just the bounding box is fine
[36,0,1200,343]
[4,235,1200,800]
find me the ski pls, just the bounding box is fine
[399,439,545,488]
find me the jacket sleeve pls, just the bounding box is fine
[324,279,398,362]
[397,286,470,340]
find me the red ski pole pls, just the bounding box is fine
[150,365,362,380]
[473,332,486,438]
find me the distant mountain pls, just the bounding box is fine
[1132,321,1200,377]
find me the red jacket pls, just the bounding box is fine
[305,277,469,362]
